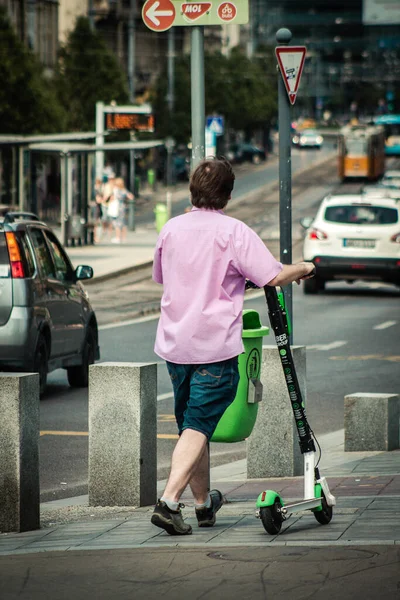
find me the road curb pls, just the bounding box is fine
[86,260,154,285]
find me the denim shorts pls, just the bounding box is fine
[166,357,240,440]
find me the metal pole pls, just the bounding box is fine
[276,28,293,344]
[95,101,104,180]
[167,28,175,114]
[190,27,205,170]
[190,25,208,483]
[166,140,174,218]
[60,154,67,246]
[27,0,36,51]
[88,0,95,31]
[128,0,136,214]
[128,0,136,103]
[166,29,175,219]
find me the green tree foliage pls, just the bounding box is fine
[151,55,191,144]
[56,17,129,131]
[0,8,66,134]
[151,46,277,143]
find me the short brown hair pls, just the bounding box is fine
[189,157,235,210]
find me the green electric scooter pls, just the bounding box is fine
[247,281,336,535]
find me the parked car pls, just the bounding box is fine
[292,129,324,149]
[0,212,99,394]
[381,170,400,188]
[300,194,400,294]
[228,143,267,165]
[362,184,400,201]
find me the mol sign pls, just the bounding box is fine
[142,0,248,32]
[182,2,211,22]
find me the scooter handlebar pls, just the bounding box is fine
[245,265,316,290]
[245,280,260,290]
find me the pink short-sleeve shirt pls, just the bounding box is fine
[153,207,282,364]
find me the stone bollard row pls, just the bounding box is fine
[344,393,400,452]
[0,373,40,533]
[89,362,157,507]
[247,345,306,479]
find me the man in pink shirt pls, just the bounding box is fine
[151,157,315,535]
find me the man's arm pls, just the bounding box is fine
[268,262,315,287]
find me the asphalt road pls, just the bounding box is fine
[38,145,400,501]
[136,142,337,223]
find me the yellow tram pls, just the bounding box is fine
[338,124,385,181]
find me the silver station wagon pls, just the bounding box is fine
[0,212,100,395]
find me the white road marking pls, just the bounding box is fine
[157,392,174,402]
[307,341,347,351]
[373,321,397,330]
[99,313,160,330]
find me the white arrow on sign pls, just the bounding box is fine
[146,1,174,26]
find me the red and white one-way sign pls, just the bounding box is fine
[275,46,307,105]
[142,0,176,32]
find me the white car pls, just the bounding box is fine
[362,185,400,201]
[381,170,400,189]
[292,129,323,149]
[301,194,400,294]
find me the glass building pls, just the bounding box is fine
[249,0,400,118]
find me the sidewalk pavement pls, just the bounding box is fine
[1,429,399,557]
[63,225,158,282]
[1,431,400,599]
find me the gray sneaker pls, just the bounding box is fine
[151,500,192,536]
[195,489,224,527]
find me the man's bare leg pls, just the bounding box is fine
[162,428,207,503]
[189,444,209,505]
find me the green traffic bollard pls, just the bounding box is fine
[211,309,269,443]
[154,203,168,233]
[147,168,156,189]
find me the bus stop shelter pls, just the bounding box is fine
[28,139,163,245]
[0,134,163,245]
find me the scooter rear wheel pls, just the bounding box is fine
[260,500,283,535]
[314,491,333,525]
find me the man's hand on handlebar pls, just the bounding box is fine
[245,280,259,290]
[295,262,316,285]
[246,262,316,290]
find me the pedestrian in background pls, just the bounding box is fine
[101,173,116,240]
[112,177,134,244]
[93,178,104,243]
[151,157,315,536]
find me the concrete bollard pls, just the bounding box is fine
[89,362,157,507]
[247,345,306,479]
[0,373,40,533]
[344,393,400,452]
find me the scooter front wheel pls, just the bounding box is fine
[313,491,333,525]
[260,500,283,535]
